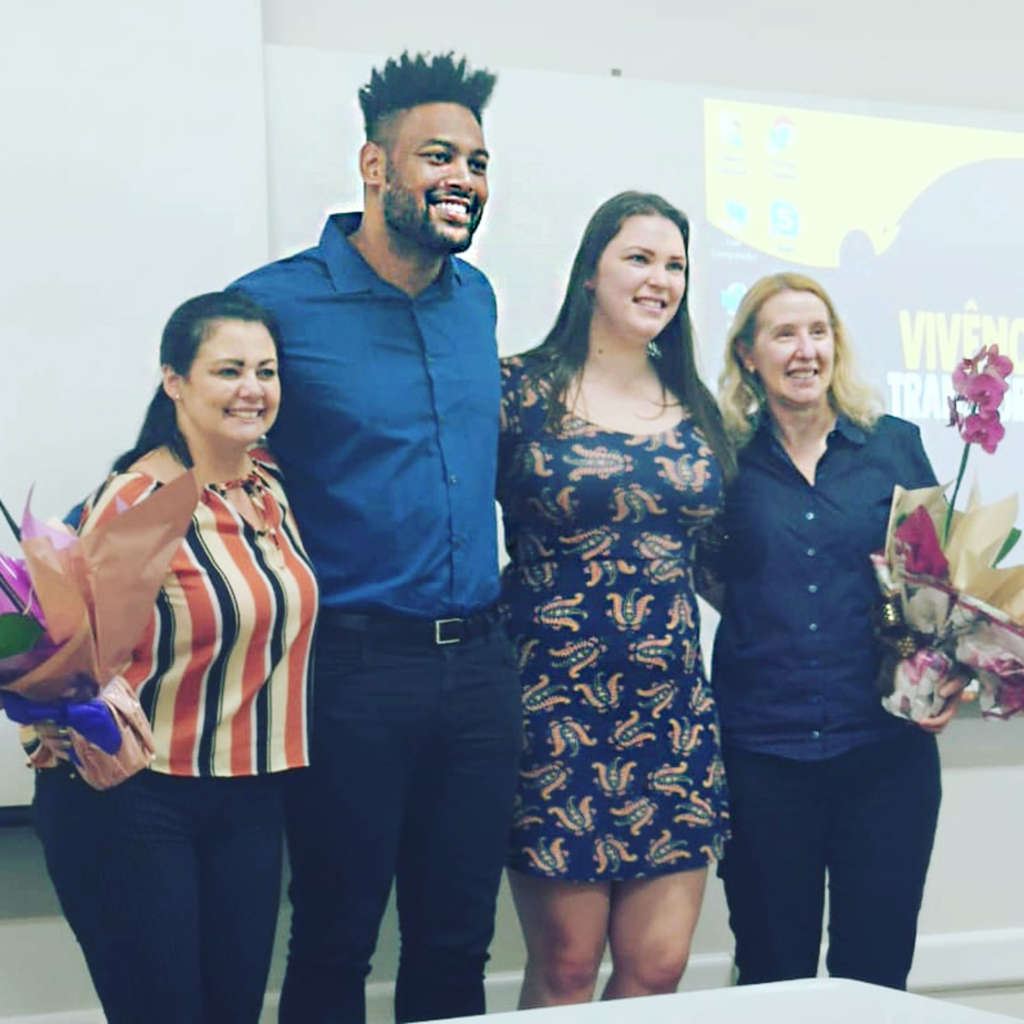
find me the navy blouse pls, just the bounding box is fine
[711,413,937,759]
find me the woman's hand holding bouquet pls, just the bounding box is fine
[875,346,1024,723]
[0,473,197,786]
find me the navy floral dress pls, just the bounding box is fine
[498,356,729,881]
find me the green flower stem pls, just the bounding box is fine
[0,495,20,543]
[943,430,973,549]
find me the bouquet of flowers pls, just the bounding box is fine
[874,345,1024,721]
[0,473,197,784]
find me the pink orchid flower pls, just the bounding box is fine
[959,410,1006,454]
[952,365,1009,414]
[941,344,1015,546]
[985,345,1014,380]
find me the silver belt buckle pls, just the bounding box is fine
[435,617,462,645]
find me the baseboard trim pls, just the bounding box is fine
[911,928,1024,992]
[0,805,32,827]
[4,927,1024,1022]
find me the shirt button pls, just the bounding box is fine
[808,622,818,632]
[449,474,458,484]
[811,730,821,739]
[806,547,816,557]
[805,511,816,521]
[808,583,818,594]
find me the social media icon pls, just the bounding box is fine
[769,200,800,238]
[724,200,749,233]
[768,116,795,154]
[720,282,747,316]
[719,112,742,148]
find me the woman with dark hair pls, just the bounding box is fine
[26,291,318,1023]
[498,192,734,1006]
[711,272,960,990]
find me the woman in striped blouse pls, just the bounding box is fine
[29,292,318,1023]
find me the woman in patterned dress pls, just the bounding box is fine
[498,192,736,1006]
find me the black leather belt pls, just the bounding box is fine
[319,606,502,646]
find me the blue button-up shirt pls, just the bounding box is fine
[711,414,937,759]
[231,213,501,617]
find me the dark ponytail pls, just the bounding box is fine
[111,387,191,473]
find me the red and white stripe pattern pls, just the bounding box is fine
[80,456,317,777]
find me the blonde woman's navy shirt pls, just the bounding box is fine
[711,414,937,759]
[232,213,501,617]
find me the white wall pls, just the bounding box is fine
[261,0,1024,116]
[1,0,1024,1018]
[0,0,270,806]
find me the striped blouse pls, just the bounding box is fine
[72,455,317,777]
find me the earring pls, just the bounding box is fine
[647,340,662,360]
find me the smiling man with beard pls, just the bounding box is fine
[230,53,521,1024]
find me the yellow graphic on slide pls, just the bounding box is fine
[705,98,1024,268]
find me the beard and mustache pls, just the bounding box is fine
[381,165,484,256]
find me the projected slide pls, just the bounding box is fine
[259,51,1019,529]
[702,97,1024,439]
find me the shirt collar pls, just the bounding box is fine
[751,407,868,453]
[831,414,868,446]
[319,212,462,298]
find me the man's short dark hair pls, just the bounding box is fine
[358,52,496,142]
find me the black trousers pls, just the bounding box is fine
[277,619,522,1024]
[718,730,941,990]
[34,765,285,1023]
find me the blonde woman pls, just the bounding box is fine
[710,273,960,990]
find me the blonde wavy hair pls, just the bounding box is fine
[718,272,882,446]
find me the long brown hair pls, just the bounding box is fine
[520,191,736,481]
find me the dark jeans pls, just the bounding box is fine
[718,730,941,990]
[34,765,285,1023]
[278,618,522,1024]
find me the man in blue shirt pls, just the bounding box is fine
[232,53,521,1024]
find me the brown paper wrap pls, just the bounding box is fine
[1,471,199,701]
[885,484,1024,626]
[876,482,1024,721]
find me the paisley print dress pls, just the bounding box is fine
[498,356,729,881]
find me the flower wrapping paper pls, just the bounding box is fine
[0,471,198,701]
[874,483,1024,721]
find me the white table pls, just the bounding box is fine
[440,978,1019,1023]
